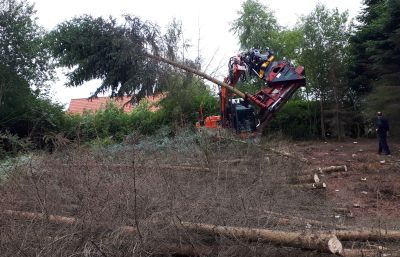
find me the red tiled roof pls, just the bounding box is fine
[67,95,164,114]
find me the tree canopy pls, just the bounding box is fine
[0,0,65,154]
[0,0,54,89]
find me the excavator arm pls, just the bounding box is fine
[221,49,306,131]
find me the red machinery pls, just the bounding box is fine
[147,49,305,134]
[198,49,306,133]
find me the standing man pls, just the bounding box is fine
[375,111,391,155]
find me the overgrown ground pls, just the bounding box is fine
[1,130,399,256]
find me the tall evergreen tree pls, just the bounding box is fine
[350,0,400,136]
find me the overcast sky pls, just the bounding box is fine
[32,0,363,106]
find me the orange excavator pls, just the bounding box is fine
[196,49,306,133]
[147,49,305,134]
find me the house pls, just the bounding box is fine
[67,95,164,114]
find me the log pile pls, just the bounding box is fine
[289,165,349,191]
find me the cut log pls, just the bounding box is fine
[3,210,76,225]
[52,163,211,173]
[3,210,342,253]
[290,173,320,184]
[313,182,327,189]
[2,210,140,236]
[291,182,327,190]
[220,158,244,164]
[335,229,400,241]
[318,165,348,174]
[153,164,210,172]
[260,210,349,230]
[333,208,354,218]
[341,248,381,257]
[178,221,343,254]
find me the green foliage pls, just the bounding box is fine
[0,0,61,156]
[231,0,303,61]
[266,100,320,139]
[349,0,400,137]
[57,76,218,145]
[366,86,400,136]
[0,0,54,89]
[231,0,279,51]
[160,76,218,126]
[48,15,166,99]
[299,4,352,139]
[300,4,350,95]
[129,102,165,135]
[351,0,400,89]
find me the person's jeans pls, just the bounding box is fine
[378,133,391,155]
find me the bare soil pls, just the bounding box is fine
[293,138,400,222]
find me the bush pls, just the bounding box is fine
[160,75,219,126]
[265,100,320,139]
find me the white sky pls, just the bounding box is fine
[32,0,363,107]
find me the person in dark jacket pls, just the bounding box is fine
[375,111,391,155]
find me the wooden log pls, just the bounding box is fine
[290,173,320,184]
[318,165,348,174]
[341,248,381,257]
[291,182,327,190]
[151,164,210,172]
[51,163,211,173]
[178,221,343,254]
[335,229,400,241]
[257,210,349,230]
[3,210,76,225]
[333,208,354,218]
[3,210,342,254]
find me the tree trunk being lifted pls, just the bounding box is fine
[145,53,247,99]
[178,221,343,254]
